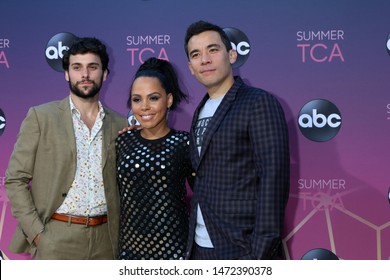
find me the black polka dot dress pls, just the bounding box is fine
[116,129,193,260]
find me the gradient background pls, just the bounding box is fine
[0,0,389,260]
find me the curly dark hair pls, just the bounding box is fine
[62,37,110,74]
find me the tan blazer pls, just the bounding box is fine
[5,97,128,257]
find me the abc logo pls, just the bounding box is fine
[301,248,339,260]
[388,187,390,204]
[386,33,390,55]
[45,32,78,72]
[0,108,6,136]
[298,99,342,142]
[127,110,140,126]
[223,27,250,68]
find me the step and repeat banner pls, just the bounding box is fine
[0,0,389,260]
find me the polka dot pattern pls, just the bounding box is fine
[116,130,193,259]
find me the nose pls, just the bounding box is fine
[141,100,150,110]
[81,68,89,79]
[201,53,211,65]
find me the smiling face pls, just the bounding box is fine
[187,30,237,98]
[131,76,173,139]
[65,53,107,100]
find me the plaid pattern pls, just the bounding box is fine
[186,77,290,260]
[190,244,217,260]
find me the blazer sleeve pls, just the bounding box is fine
[248,93,290,259]
[5,107,45,244]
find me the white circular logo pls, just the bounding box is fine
[0,108,6,136]
[45,32,78,72]
[298,99,342,142]
[387,33,390,53]
[223,27,250,68]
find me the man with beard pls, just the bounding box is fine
[5,37,128,259]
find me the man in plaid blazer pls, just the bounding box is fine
[184,20,290,259]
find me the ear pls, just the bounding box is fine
[65,71,70,82]
[188,61,195,75]
[167,93,173,108]
[229,49,238,65]
[102,69,108,81]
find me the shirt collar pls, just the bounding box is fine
[69,96,106,120]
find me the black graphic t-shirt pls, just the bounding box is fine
[194,96,224,155]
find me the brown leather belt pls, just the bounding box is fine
[51,213,108,226]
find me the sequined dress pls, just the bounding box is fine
[116,129,193,260]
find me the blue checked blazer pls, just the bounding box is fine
[186,76,290,259]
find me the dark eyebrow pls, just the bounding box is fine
[70,62,100,67]
[189,48,200,57]
[132,92,162,97]
[189,43,222,57]
[147,92,162,97]
[207,43,221,49]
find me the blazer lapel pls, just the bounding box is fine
[59,98,113,169]
[101,109,112,169]
[198,91,236,162]
[192,79,241,168]
[190,95,208,169]
[58,97,76,157]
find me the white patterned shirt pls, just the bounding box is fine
[56,97,107,216]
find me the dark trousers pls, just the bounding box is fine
[190,243,217,260]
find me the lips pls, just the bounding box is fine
[79,81,93,86]
[140,114,154,120]
[77,79,94,86]
[200,68,215,74]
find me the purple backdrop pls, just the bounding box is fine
[0,0,389,260]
